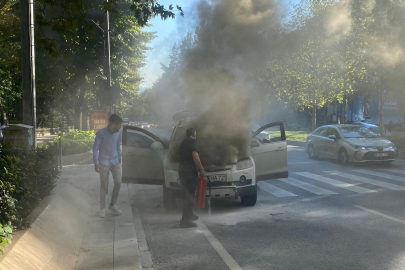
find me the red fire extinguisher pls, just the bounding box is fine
[195,175,208,208]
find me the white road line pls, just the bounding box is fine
[353,169,405,183]
[280,177,337,195]
[289,162,320,165]
[196,220,242,270]
[294,172,376,194]
[355,206,405,226]
[382,169,405,176]
[258,181,297,197]
[326,171,405,191]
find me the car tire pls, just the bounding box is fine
[307,144,318,159]
[338,148,350,165]
[241,187,257,206]
[163,185,176,209]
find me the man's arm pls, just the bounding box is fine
[93,132,102,172]
[192,151,204,176]
[117,130,122,164]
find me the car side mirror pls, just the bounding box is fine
[250,139,260,148]
[151,142,164,152]
[328,135,336,140]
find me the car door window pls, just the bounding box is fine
[318,128,330,137]
[251,121,288,180]
[329,128,341,139]
[256,125,283,143]
[127,131,154,148]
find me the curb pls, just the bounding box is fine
[287,140,306,147]
[130,189,155,270]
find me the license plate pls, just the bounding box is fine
[207,174,227,182]
[375,153,389,157]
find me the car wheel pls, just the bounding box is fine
[241,187,257,206]
[307,144,318,159]
[163,185,176,209]
[338,148,350,165]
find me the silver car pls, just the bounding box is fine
[306,124,398,164]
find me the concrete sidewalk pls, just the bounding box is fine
[0,164,141,270]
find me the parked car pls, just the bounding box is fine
[353,122,380,134]
[121,116,288,208]
[306,124,397,164]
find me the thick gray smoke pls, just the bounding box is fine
[166,0,283,166]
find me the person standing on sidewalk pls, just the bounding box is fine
[178,128,205,228]
[93,114,123,218]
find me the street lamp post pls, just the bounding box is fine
[105,0,113,116]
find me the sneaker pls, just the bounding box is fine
[179,220,197,228]
[109,205,122,216]
[99,208,106,218]
[191,214,199,221]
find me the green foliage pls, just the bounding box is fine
[41,130,96,156]
[0,222,14,255]
[0,146,59,253]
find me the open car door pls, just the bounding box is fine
[122,126,167,185]
[251,121,288,180]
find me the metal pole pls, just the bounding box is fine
[105,0,111,89]
[21,0,36,148]
[58,136,62,169]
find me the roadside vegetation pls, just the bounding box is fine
[41,130,96,156]
[286,131,309,142]
[0,146,59,254]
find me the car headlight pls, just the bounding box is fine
[389,144,396,149]
[351,144,366,150]
[236,159,254,170]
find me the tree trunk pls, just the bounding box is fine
[311,106,317,131]
[379,90,385,136]
[74,89,86,130]
[342,95,346,124]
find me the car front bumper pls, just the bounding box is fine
[350,148,398,162]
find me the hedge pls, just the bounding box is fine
[0,146,59,254]
[42,130,96,156]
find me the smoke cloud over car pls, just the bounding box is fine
[164,0,283,166]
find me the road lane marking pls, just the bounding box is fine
[382,169,405,176]
[258,181,297,197]
[196,220,242,270]
[355,206,405,226]
[288,162,320,165]
[279,177,337,195]
[326,171,405,191]
[352,169,405,183]
[294,172,376,194]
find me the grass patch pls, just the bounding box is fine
[285,131,309,142]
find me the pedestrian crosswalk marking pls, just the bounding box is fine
[326,171,405,191]
[381,169,405,176]
[279,177,337,195]
[257,182,297,197]
[294,172,376,194]
[353,169,405,183]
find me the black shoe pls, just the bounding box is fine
[191,214,199,221]
[179,220,197,228]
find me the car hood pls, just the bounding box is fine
[345,137,393,147]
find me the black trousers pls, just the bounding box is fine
[179,169,198,222]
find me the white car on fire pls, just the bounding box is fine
[122,117,288,207]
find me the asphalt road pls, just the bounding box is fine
[130,144,405,270]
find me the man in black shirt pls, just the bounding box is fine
[179,127,205,228]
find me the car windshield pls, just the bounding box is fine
[337,126,379,138]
